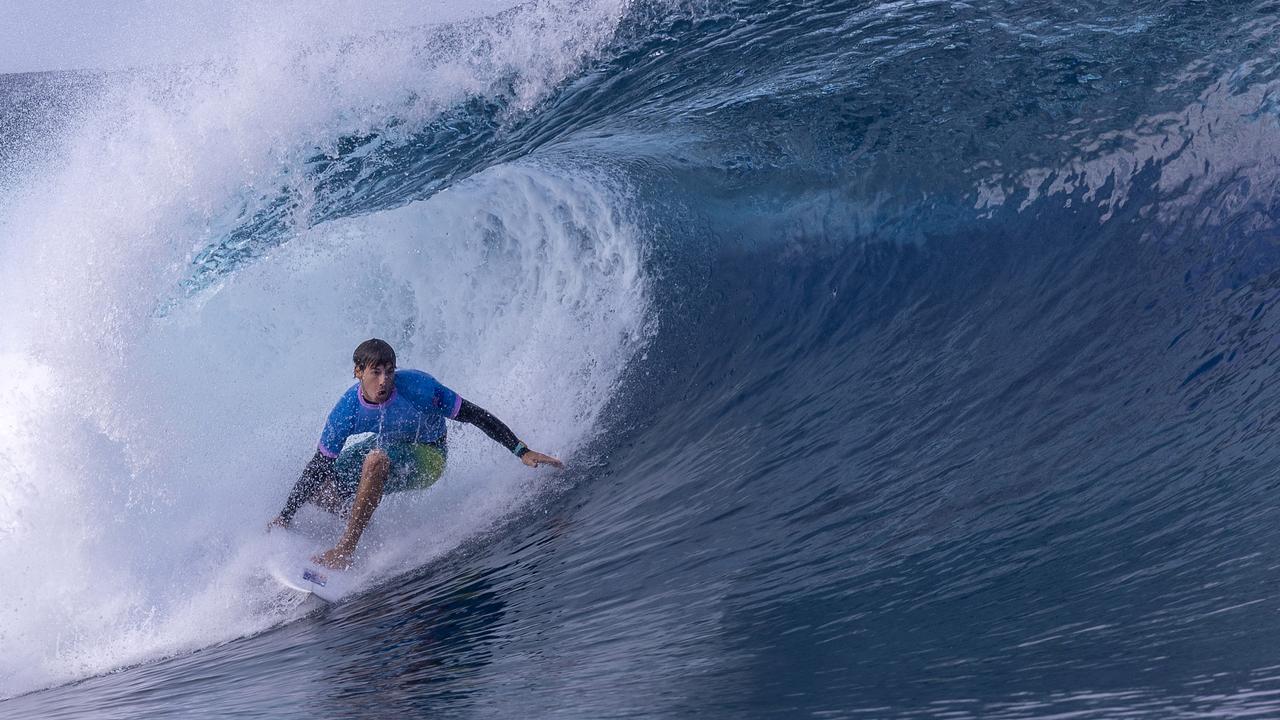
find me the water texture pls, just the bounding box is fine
[4,0,1280,717]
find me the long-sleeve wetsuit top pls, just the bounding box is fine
[277,369,527,522]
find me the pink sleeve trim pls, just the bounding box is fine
[318,444,339,459]
[450,394,463,419]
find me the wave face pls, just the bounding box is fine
[6,0,1280,717]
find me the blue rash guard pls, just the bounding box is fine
[276,369,530,522]
[317,369,462,457]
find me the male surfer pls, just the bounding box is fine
[269,338,562,569]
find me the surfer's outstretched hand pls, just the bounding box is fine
[521,450,563,469]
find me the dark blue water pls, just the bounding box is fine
[7,0,1280,717]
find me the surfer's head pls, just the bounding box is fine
[353,338,396,404]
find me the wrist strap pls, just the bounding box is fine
[512,441,528,457]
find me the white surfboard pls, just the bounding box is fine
[294,562,356,603]
[264,527,358,603]
[265,553,357,603]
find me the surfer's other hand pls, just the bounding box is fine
[521,450,564,469]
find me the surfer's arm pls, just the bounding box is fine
[454,398,564,468]
[274,450,339,525]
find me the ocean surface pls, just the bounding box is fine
[4,0,1280,717]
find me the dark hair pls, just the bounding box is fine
[353,338,396,370]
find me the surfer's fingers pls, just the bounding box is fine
[533,452,564,468]
[522,451,561,468]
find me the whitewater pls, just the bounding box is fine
[5,0,1280,717]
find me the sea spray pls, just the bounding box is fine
[0,0,647,698]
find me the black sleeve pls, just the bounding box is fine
[278,450,338,523]
[455,398,528,456]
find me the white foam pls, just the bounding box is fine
[0,0,648,699]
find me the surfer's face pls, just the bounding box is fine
[355,363,396,404]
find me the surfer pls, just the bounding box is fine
[269,338,562,569]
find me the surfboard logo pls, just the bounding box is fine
[302,568,329,587]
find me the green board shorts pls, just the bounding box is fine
[333,435,447,500]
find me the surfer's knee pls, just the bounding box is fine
[363,449,390,477]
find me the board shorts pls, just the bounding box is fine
[332,435,447,501]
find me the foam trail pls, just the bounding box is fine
[0,0,645,699]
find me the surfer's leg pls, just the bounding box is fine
[323,436,377,516]
[317,449,390,568]
[313,479,347,515]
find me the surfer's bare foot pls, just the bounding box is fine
[313,546,353,570]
